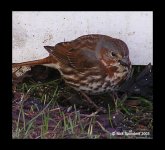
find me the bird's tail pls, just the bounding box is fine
[12,56,53,68]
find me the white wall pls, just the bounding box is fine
[12,11,153,65]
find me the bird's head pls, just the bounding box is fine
[96,36,131,70]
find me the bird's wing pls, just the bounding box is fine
[54,42,100,71]
[45,35,105,72]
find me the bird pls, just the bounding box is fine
[13,34,132,97]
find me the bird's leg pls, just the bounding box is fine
[120,93,128,102]
[112,92,128,109]
[111,91,119,110]
[79,91,106,113]
[80,91,99,109]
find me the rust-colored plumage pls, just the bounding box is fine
[13,34,132,94]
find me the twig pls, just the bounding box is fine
[96,121,110,134]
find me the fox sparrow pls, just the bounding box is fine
[13,34,132,95]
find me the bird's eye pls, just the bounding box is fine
[111,51,116,57]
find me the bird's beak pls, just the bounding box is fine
[119,57,130,67]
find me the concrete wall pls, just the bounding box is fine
[12,11,153,65]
